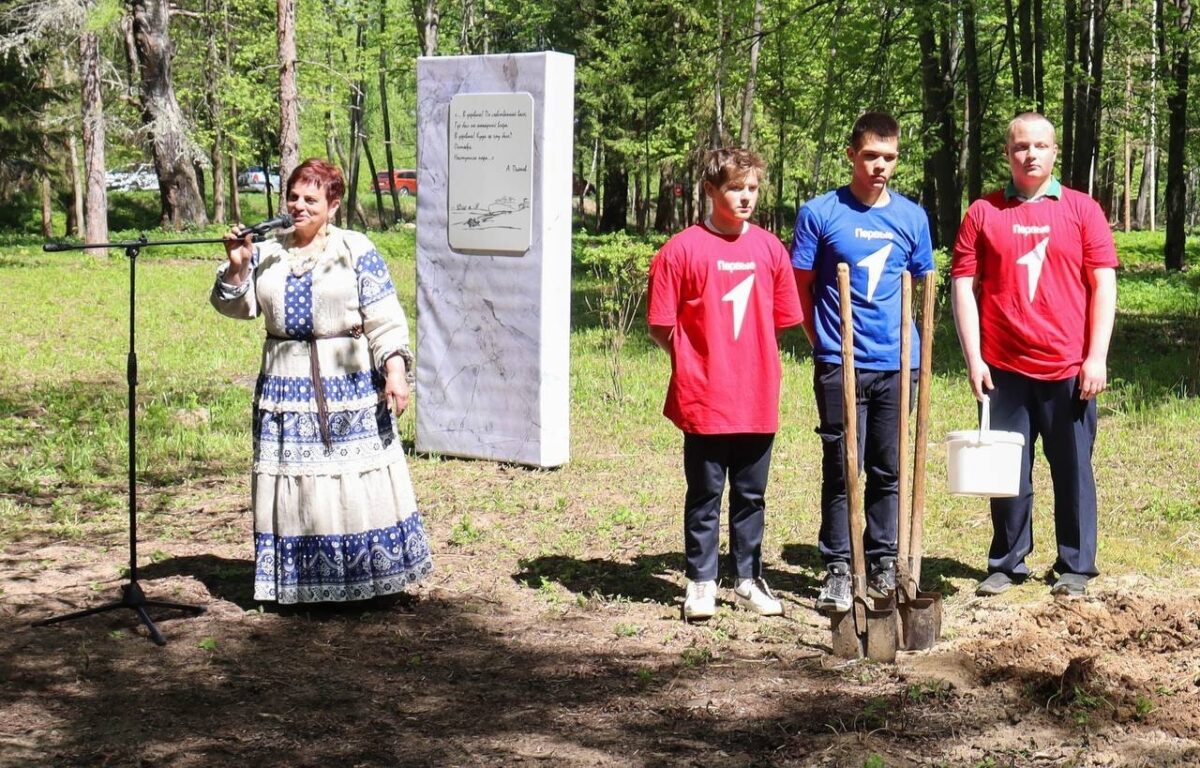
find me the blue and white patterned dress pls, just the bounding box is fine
[211,225,433,603]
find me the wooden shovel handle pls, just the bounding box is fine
[910,272,937,587]
[897,272,913,566]
[837,264,866,589]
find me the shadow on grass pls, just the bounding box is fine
[513,551,824,606]
[513,552,682,604]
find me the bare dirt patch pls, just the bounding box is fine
[3,497,1200,767]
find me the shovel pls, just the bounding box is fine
[895,271,943,651]
[829,263,898,662]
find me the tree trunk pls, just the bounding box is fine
[633,172,645,234]
[739,0,764,148]
[711,0,727,148]
[346,21,366,230]
[1135,142,1151,228]
[964,0,983,202]
[1123,2,1133,233]
[599,161,628,233]
[413,0,439,56]
[364,136,385,227]
[583,136,599,217]
[67,128,83,237]
[130,0,208,229]
[260,147,275,219]
[80,30,107,255]
[224,3,239,223]
[1018,0,1035,103]
[277,0,300,197]
[228,155,241,224]
[459,0,476,52]
[809,32,840,194]
[1034,0,1046,110]
[1164,0,1191,271]
[654,164,676,233]
[40,175,53,237]
[204,0,225,223]
[919,16,960,249]
[1062,0,1077,185]
[1005,0,1021,100]
[379,0,400,224]
[1071,0,1099,192]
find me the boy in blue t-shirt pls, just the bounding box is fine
[790,111,935,612]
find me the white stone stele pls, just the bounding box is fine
[414,52,574,468]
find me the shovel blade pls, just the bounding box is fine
[864,598,898,663]
[829,609,862,659]
[898,592,943,651]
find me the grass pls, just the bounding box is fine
[0,223,1198,599]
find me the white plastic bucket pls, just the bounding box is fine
[946,395,1025,498]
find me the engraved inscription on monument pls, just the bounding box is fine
[448,92,534,252]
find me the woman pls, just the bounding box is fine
[211,158,433,603]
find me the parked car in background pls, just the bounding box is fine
[372,169,417,196]
[237,166,281,193]
[105,163,159,192]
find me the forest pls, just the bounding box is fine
[3,3,1200,766]
[0,0,1195,268]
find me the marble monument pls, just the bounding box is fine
[414,52,574,468]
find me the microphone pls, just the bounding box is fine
[235,213,294,238]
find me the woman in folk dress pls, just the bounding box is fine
[212,158,432,603]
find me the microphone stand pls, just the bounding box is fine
[33,231,267,645]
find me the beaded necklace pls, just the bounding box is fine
[285,227,331,276]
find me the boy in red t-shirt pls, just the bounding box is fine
[951,112,1118,598]
[647,148,804,621]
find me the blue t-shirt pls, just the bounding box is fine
[790,187,935,370]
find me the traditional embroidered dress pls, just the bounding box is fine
[211,225,433,603]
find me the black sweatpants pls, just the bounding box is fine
[813,362,916,567]
[985,368,1099,578]
[682,432,775,582]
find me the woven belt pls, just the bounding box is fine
[267,325,363,451]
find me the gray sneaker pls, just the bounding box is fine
[867,557,896,599]
[1051,572,1088,597]
[815,562,851,612]
[976,572,1014,596]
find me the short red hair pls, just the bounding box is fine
[287,158,345,204]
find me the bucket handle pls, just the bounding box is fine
[977,394,993,445]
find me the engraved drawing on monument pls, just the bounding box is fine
[448,92,534,252]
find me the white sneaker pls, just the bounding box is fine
[683,579,717,621]
[734,577,784,616]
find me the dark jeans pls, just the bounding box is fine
[813,362,916,566]
[682,432,775,582]
[985,368,1099,578]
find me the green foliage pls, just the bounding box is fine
[613,622,641,638]
[679,646,713,667]
[448,513,483,546]
[574,232,658,401]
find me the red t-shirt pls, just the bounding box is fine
[647,222,804,434]
[951,185,1118,380]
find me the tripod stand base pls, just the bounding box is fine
[32,580,205,646]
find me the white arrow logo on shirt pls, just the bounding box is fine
[722,274,755,340]
[1016,237,1050,302]
[857,244,892,303]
